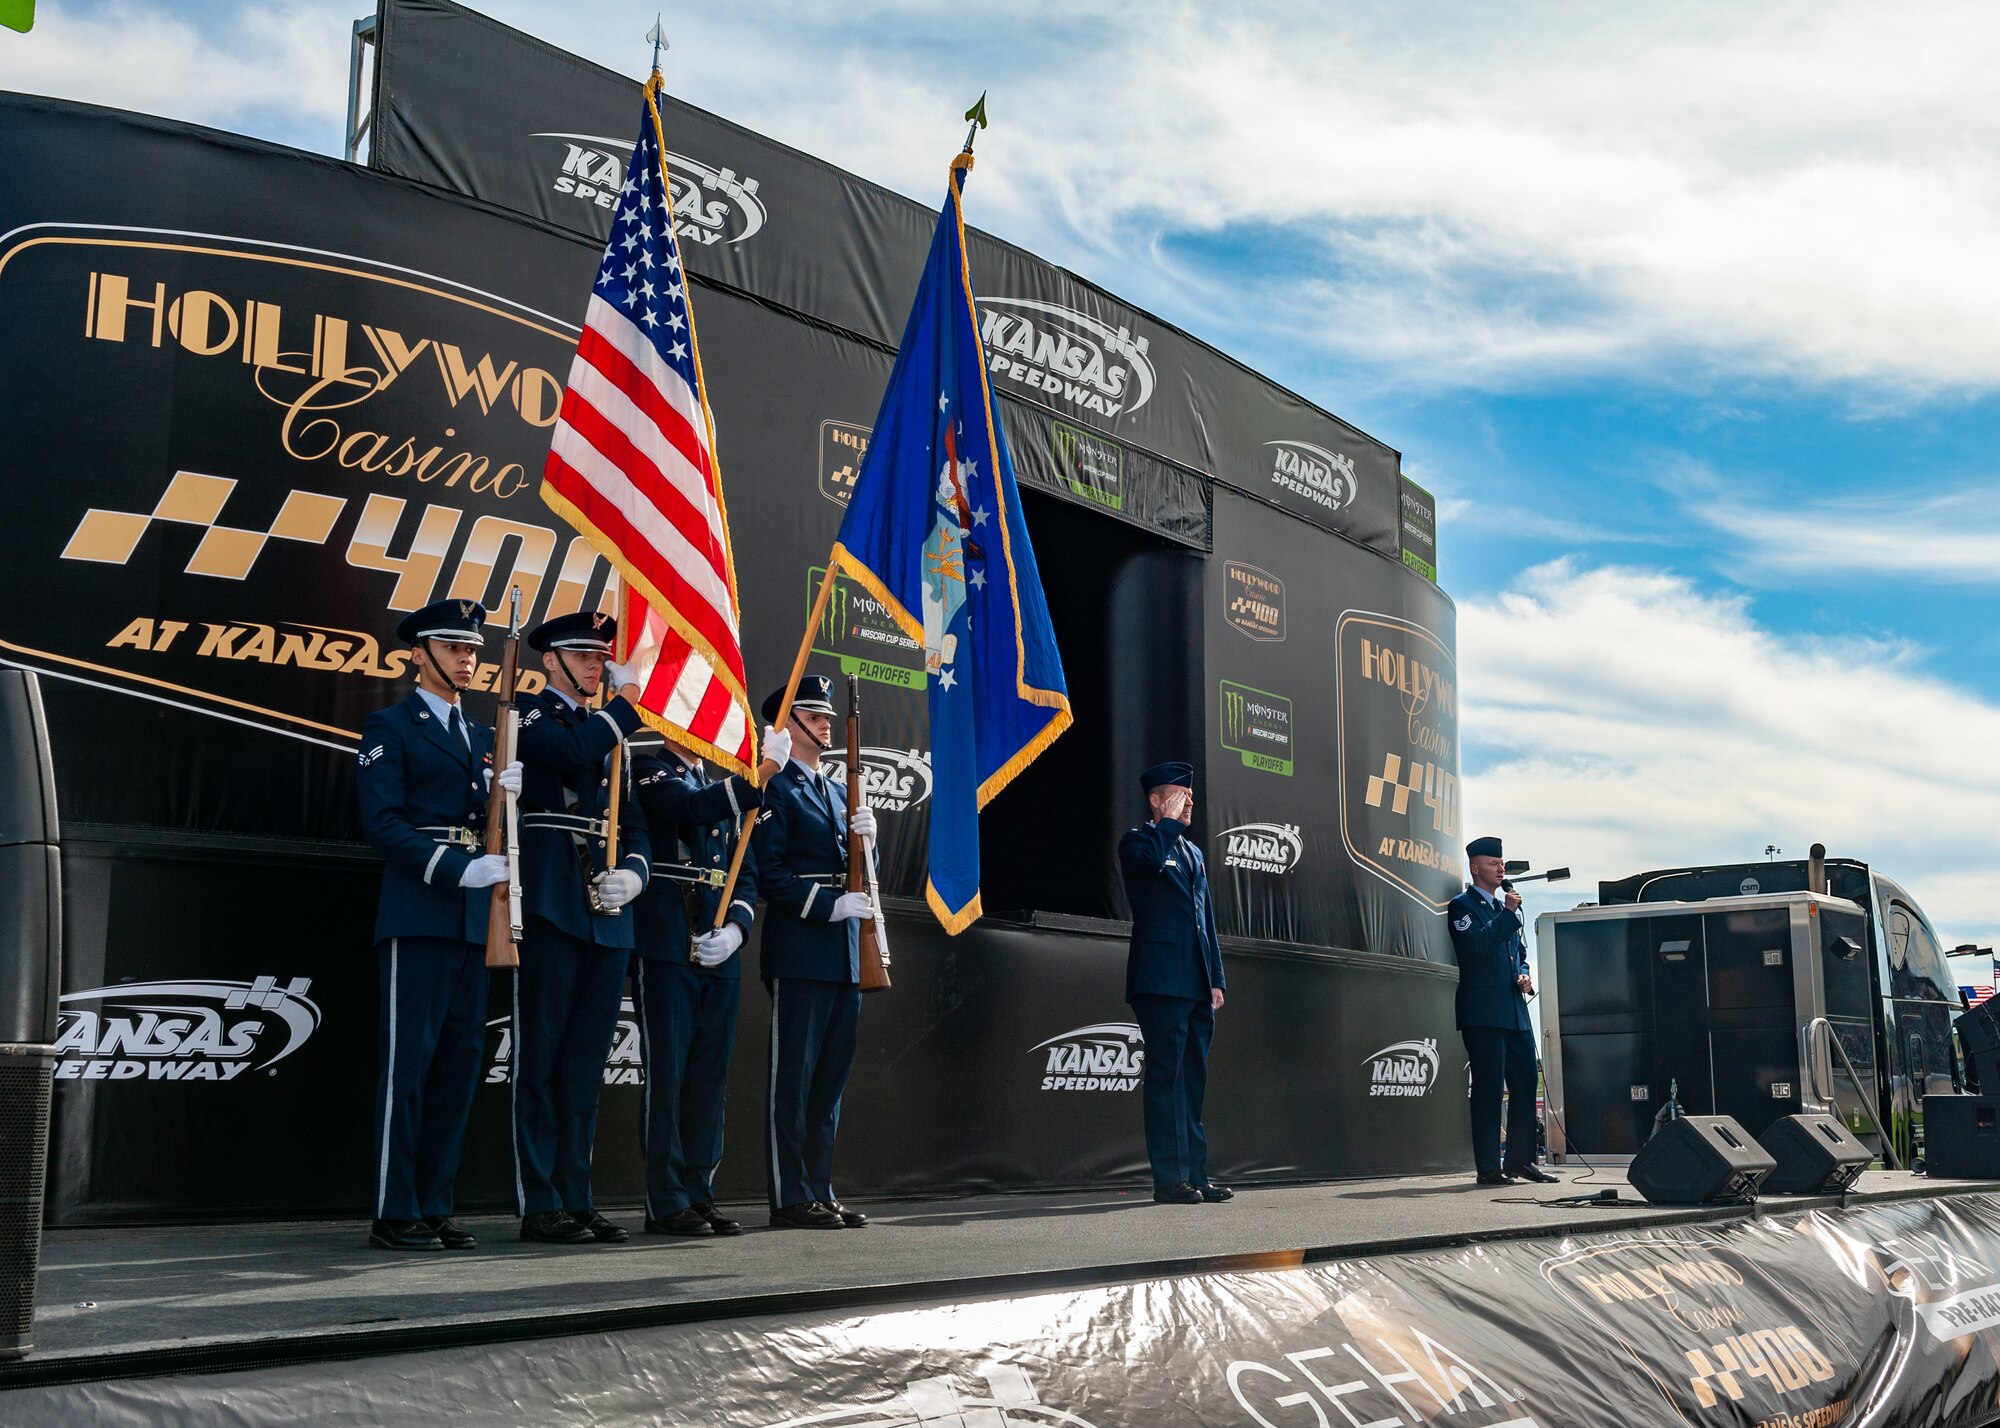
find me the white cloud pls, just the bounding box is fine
[0,1,348,148]
[18,1,2000,391]
[1702,490,2000,582]
[1458,560,2000,948]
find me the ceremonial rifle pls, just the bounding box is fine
[846,675,892,992]
[483,587,524,968]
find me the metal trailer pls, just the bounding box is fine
[1536,857,1963,1168]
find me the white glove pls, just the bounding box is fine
[830,891,874,922]
[458,854,508,889]
[760,723,793,768]
[848,806,877,841]
[604,659,638,692]
[490,760,522,795]
[594,868,642,910]
[693,924,744,966]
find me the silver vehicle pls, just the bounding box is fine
[1537,855,1962,1167]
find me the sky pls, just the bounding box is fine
[5,0,1998,958]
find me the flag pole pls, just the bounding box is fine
[710,557,840,926]
[601,571,627,894]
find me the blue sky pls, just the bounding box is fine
[7,0,1998,953]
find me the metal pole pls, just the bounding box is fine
[344,15,378,164]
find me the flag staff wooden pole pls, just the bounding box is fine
[710,557,839,927]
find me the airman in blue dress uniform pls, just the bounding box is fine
[509,609,652,1244]
[628,717,790,1237]
[356,598,522,1252]
[1448,835,1555,1186]
[1118,760,1231,1206]
[750,675,878,1230]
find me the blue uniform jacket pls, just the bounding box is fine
[515,688,651,949]
[357,693,495,945]
[751,761,858,985]
[1118,818,1226,1002]
[1447,886,1532,1032]
[630,751,761,974]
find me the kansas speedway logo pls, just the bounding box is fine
[1031,1022,1144,1092]
[532,132,767,243]
[1363,1037,1438,1097]
[1219,822,1303,874]
[820,746,933,813]
[487,997,643,1086]
[1265,439,1358,513]
[978,296,1155,419]
[55,977,321,1083]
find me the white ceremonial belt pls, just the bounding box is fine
[521,812,610,839]
[416,824,481,850]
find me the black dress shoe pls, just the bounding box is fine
[769,1201,844,1229]
[1507,1164,1558,1184]
[1152,1183,1204,1204]
[1198,1183,1234,1203]
[370,1219,444,1251]
[695,1204,743,1236]
[1474,1171,1516,1186]
[424,1215,479,1250]
[823,1199,868,1228]
[645,1207,713,1236]
[578,1212,629,1243]
[520,1210,594,1244]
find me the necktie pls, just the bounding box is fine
[448,705,466,749]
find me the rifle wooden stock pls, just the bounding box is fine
[483,596,523,969]
[847,675,891,993]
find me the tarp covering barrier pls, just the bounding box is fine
[21,1194,2000,1425]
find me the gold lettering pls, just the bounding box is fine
[88,273,169,346]
[433,345,519,414]
[167,290,240,357]
[107,618,156,651]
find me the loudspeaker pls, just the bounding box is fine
[1925,1095,2000,1180]
[1757,1113,1872,1194]
[1956,1006,2000,1094]
[1628,1115,1776,1205]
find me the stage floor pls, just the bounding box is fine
[10,1168,1999,1389]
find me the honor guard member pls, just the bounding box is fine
[750,674,877,1230]
[628,718,791,1237]
[1118,761,1230,1206]
[510,609,653,1244]
[356,598,522,1252]
[1449,836,1555,1186]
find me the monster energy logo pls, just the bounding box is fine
[1052,419,1124,511]
[808,565,926,689]
[1219,679,1293,776]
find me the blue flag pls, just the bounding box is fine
[833,154,1072,934]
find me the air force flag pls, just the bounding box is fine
[832,153,1072,934]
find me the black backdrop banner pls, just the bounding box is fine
[2,93,1463,1222]
[32,1195,2000,1427]
[368,0,1399,556]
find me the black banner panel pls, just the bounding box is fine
[1204,488,1460,959]
[33,1195,2000,1427]
[368,0,1400,555]
[3,94,1463,1222]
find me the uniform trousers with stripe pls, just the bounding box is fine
[510,918,628,1216]
[632,957,741,1218]
[1131,993,1215,1191]
[372,937,488,1224]
[764,977,860,1211]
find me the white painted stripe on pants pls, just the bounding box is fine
[510,965,527,1215]
[375,939,398,1219]
[767,978,782,1209]
[636,959,657,1220]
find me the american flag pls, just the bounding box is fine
[540,79,754,777]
